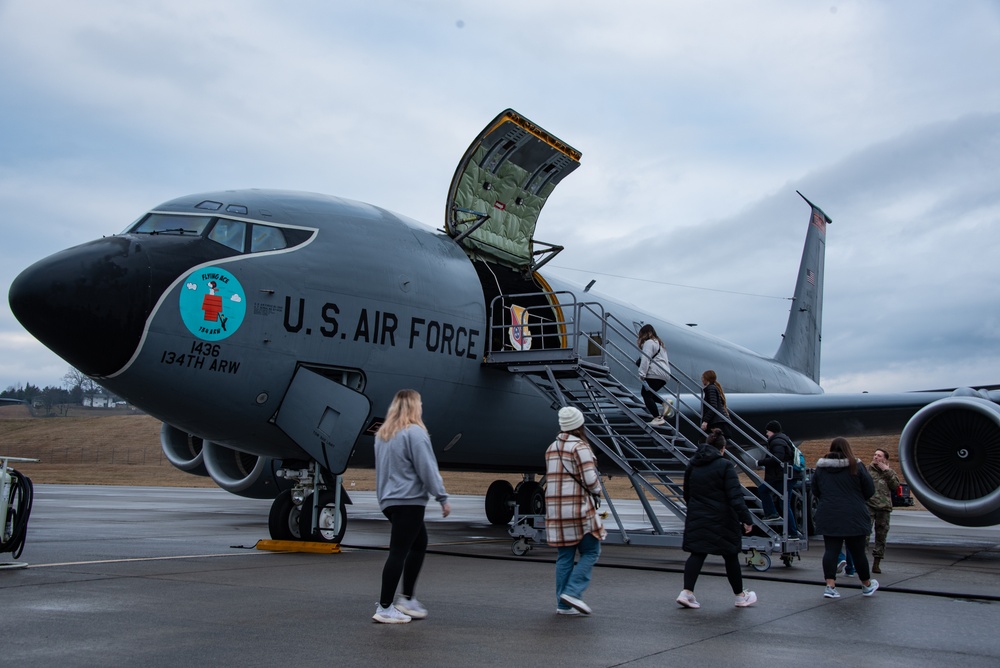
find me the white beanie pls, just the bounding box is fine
[558,406,585,432]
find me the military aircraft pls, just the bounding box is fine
[8,109,1000,541]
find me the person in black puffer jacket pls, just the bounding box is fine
[813,437,879,599]
[676,429,757,609]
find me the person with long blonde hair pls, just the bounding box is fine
[372,389,451,624]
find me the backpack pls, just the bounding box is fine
[775,435,806,472]
[791,444,807,472]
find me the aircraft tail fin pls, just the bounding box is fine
[773,192,831,383]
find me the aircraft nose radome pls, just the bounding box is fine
[9,236,154,377]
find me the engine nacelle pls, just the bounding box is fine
[899,392,1000,527]
[203,441,291,499]
[160,423,208,476]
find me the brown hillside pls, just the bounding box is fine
[0,406,906,497]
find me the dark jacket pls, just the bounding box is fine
[682,444,753,555]
[701,384,727,428]
[813,454,875,537]
[760,432,794,485]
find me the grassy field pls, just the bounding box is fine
[0,402,907,499]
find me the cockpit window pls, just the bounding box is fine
[131,214,213,235]
[250,224,287,252]
[208,219,247,252]
[127,211,314,255]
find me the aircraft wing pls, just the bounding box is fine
[719,390,982,440]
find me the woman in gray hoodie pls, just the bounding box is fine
[372,389,451,624]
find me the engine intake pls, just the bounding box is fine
[203,441,289,499]
[899,393,1000,527]
[160,423,208,476]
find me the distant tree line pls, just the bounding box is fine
[1,367,121,416]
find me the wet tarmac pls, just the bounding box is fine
[3,485,1000,667]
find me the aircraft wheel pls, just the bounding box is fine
[485,480,515,525]
[793,488,817,536]
[515,480,545,516]
[268,489,302,541]
[298,490,348,544]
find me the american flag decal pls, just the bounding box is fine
[810,209,826,233]
[806,269,816,285]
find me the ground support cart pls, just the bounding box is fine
[508,507,546,556]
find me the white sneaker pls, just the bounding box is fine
[676,589,700,609]
[372,604,411,624]
[836,559,847,575]
[650,417,666,426]
[556,607,581,615]
[862,579,879,596]
[823,586,840,599]
[559,593,592,614]
[395,596,428,619]
[734,590,757,607]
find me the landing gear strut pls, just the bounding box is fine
[484,475,546,525]
[271,461,350,543]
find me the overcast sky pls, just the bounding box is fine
[1,1,998,395]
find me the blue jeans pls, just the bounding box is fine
[838,549,856,574]
[555,533,601,608]
[759,480,799,534]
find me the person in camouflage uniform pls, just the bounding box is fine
[866,448,900,573]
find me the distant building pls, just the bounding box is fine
[83,390,121,408]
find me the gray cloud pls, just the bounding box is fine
[1,1,998,394]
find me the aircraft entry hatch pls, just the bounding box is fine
[446,108,581,272]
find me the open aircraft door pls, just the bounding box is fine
[448,109,581,356]
[446,108,581,273]
[275,367,371,475]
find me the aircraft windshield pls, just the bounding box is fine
[127,212,314,255]
[130,214,213,236]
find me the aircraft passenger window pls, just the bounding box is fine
[250,224,287,253]
[130,214,213,235]
[208,219,247,252]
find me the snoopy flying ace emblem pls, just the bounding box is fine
[179,267,246,341]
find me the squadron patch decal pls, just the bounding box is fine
[179,266,247,341]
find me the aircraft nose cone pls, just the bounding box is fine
[9,236,153,376]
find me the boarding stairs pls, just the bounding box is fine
[485,291,805,555]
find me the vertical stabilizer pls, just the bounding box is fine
[774,192,831,383]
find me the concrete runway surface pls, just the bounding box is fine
[2,485,999,667]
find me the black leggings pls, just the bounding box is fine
[379,505,428,607]
[642,378,667,419]
[822,535,870,581]
[683,551,744,594]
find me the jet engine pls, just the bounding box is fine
[202,441,290,499]
[160,423,208,477]
[161,423,289,499]
[899,390,1000,527]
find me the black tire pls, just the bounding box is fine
[268,489,301,541]
[793,486,817,536]
[485,480,515,525]
[298,490,348,544]
[515,480,545,516]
